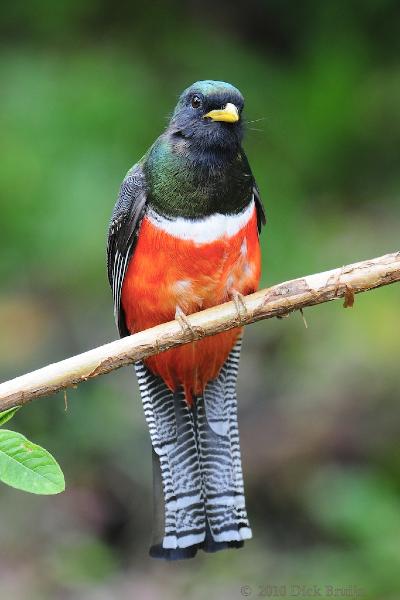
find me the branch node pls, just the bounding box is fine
[276,312,289,320]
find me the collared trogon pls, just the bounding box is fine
[107,80,265,560]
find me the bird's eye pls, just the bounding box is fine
[191,95,202,109]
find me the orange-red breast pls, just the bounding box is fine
[107,80,265,560]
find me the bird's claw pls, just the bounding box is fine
[175,306,197,340]
[231,289,247,323]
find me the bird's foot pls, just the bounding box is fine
[231,289,247,323]
[175,306,197,340]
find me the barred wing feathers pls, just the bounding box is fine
[107,163,147,337]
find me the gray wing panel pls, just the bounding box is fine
[107,163,147,337]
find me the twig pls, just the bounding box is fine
[0,252,399,411]
[299,308,308,329]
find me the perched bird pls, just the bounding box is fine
[107,80,265,560]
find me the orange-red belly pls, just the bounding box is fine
[121,206,261,403]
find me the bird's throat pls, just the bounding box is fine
[145,134,253,219]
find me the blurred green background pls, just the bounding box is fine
[1,1,400,598]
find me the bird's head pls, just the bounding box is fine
[169,80,245,152]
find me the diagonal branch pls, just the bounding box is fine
[0,252,399,412]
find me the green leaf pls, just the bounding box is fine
[0,407,21,427]
[0,430,65,495]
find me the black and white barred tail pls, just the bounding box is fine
[135,338,252,560]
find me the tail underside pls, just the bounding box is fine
[135,339,252,560]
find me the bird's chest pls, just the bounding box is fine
[121,201,261,332]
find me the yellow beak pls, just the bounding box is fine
[203,102,239,123]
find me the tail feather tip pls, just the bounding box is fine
[149,544,198,560]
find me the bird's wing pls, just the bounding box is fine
[107,162,148,337]
[253,182,266,233]
[240,151,266,233]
